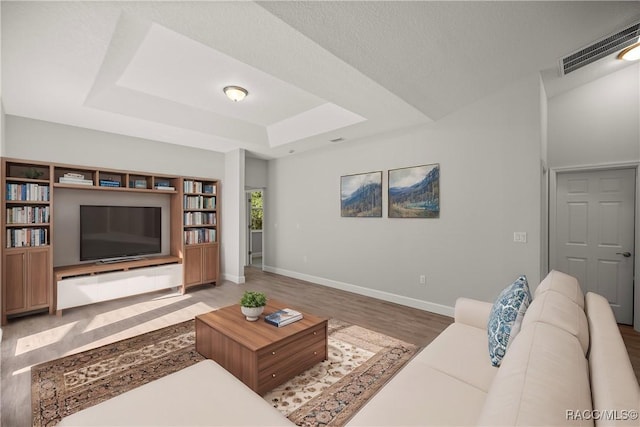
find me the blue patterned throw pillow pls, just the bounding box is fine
[487,275,531,367]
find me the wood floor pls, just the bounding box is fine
[2,267,639,426]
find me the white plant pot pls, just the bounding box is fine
[241,306,264,321]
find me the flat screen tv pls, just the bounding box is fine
[80,205,161,261]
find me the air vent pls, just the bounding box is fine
[560,22,640,75]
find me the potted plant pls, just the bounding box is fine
[240,290,267,321]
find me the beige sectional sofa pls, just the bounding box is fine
[59,270,639,426]
[348,270,640,426]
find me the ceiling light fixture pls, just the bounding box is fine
[223,85,248,102]
[618,42,640,61]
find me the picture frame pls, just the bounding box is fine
[388,164,440,218]
[340,171,383,217]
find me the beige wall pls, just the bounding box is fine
[265,73,544,315]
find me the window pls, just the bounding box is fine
[250,191,263,230]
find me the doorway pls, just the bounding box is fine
[246,189,264,268]
[550,167,636,324]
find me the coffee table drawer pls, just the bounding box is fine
[258,339,327,393]
[258,324,326,370]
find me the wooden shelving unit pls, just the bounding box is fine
[1,157,220,324]
[1,159,54,323]
[180,178,219,291]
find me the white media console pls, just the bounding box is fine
[55,256,182,314]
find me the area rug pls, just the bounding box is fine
[32,319,418,427]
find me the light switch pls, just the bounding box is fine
[513,232,527,243]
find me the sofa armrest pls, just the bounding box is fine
[454,297,493,330]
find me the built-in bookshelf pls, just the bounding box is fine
[1,159,53,321]
[181,178,219,289]
[1,158,220,324]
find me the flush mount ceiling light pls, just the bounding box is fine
[223,85,248,102]
[618,42,640,61]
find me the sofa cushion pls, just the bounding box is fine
[487,275,532,366]
[478,322,593,426]
[585,292,640,426]
[454,297,493,330]
[346,360,488,426]
[535,269,584,308]
[58,360,294,426]
[414,322,498,393]
[522,290,589,355]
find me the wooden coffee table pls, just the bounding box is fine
[195,299,328,395]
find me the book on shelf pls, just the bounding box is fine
[264,308,303,327]
[59,177,93,185]
[155,185,175,191]
[131,179,148,189]
[99,179,121,187]
[63,172,85,179]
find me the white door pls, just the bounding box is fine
[553,168,635,324]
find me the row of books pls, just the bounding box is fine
[6,183,50,201]
[6,206,50,224]
[183,195,216,210]
[59,172,93,186]
[264,308,303,327]
[184,180,216,195]
[184,228,216,245]
[6,228,48,248]
[184,212,216,226]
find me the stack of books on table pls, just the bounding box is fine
[264,308,303,327]
[59,173,93,186]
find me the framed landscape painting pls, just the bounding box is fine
[341,171,382,217]
[388,164,440,218]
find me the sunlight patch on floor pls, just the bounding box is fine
[83,293,190,333]
[15,322,78,356]
[65,301,216,356]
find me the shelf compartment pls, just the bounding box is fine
[128,174,152,190]
[6,227,49,248]
[6,162,51,181]
[54,167,96,187]
[153,176,178,192]
[97,171,125,188]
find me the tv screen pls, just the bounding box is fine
[80,205,161,261]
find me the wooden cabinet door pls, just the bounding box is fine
[4,251,27,313]
[203,244,218,284]
[28,248,51,308]
[184,245,203,287]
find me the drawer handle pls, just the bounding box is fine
[313,351,317,355]
[272,351,276,355]
[313,331,317,335]
[272,373,276,378]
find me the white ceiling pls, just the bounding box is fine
[2,1,640,159]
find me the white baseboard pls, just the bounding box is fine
[263,265,454,317]
[222,273,245,284]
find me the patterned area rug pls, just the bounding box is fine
[32,318,417,426]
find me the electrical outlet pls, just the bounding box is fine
[419,275,426,285]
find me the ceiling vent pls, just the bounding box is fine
[560,21,640,75]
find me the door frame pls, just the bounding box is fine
[549,162,639,331]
